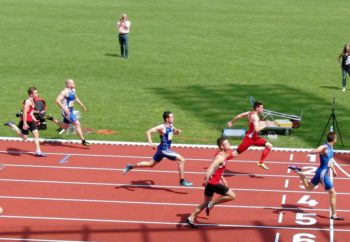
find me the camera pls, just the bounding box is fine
[15,111,23,117]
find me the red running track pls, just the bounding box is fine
[0,140,349,242]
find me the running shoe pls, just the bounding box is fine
[122,164,133,175]
[35,152,47,157]
[205,202,213,216]
[186,217,197,228]
[179,180,193,187]
[331,214,345,220]
[288,165,302,173]
[257,162,270,170]
[4,121,14,127]
[82,140,91,146]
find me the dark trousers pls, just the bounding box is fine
[119,33,129,58]
[341,67,349,88]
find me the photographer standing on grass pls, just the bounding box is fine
[338,43,350,92]
[117,13,131,58]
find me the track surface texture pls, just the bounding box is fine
[0,139,349,242]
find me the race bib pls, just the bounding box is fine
[68,101,75,108]
[168,131,173,141]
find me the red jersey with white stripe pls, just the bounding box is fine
[21,99,35,122]
[208,151,234,185]
[246,111,258,139]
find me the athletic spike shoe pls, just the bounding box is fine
[82,140,91,146]
[122,164,133,175]
[4,121,14,127]
[180,180,193,187]
[35,152,47,157]
[258,162,270,170]
[288,165,302,173]
[331,214,345,220]
[186,217,197,228]
[205,202,213,216]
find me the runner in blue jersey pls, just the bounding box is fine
[46,79,90,146]
[122,111,193,187]
[289,132,344,220]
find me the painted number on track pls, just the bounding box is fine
[297,195,319,207]
[295,213,317,225]
[293,233,316,242]
[307,154,317,162]
[302,166,317,175]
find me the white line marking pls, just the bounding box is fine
[274,232,280,242]
[281,195,287,205]
[1,150,350,167]
[333,158,350,178]
[1,195,349,212]
[287,168,291,174]
[1,136,350,153]
[2,215,350,232]
[284,179,289,188]
[289,153,294,161]
[59,154,71,164]
[278,212,284,223]
[4,164,349,180]
[330,164,334,242]
[0,238,91,242]
[1,178,348,195]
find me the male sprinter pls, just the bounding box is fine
[4,87,47,156]
[47,79,90,146]
[187,137,236,228]
[227,101,272,170]
[122,111,193,186]
[289,132,344,220]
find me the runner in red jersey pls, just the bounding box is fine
[227,101,272,170]
[186,138,236,228]
[4,87,46,157]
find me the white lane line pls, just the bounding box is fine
[2,195,349,212]
[278,212,284,223]
[284,179,289,188]
[329,165,335,242]
[1,178,349,195]
[289,154,294,161]
[281,195,287,205]
[2,136,350,154]
[3,164,350,180]
[274,232,280,242]
[1,150,349,167]
[2,215,350,232]
[0,238,91,242]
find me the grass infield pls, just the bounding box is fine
[0,0,349,149]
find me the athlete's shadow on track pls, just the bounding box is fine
[41,142,90,150]
[5,148,36,157]
[268,204,308,214]
[115,180,188,195]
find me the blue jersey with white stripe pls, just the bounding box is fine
[159,124,173,150]
[319,143,333,171]
[64,89,76,111]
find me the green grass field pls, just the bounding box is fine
[0,0,349,149]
